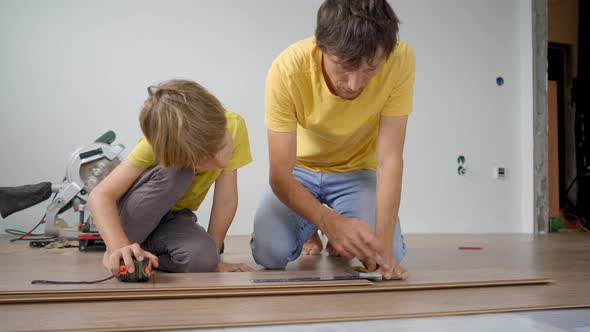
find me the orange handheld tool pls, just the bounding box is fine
[118,259,153,282]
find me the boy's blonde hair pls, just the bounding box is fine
[139,80,227,169]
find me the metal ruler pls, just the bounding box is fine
[251,275,361,283]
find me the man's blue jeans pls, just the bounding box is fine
[250,166,407,269]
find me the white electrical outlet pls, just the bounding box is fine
[493,166,506,179]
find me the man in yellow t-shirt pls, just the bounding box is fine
[251,0,414,280]
[89,80,254,275]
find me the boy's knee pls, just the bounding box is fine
[156,167,194,190]
[173,237,219,272]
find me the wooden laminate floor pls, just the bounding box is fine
[0,233,588,331]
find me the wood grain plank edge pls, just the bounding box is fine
[0,278,553,304]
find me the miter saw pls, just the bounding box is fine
[0,131,124,250]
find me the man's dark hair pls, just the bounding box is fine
[315,0,400,67]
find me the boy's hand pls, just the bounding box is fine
[103,243,159,275]
[215,261,256,272]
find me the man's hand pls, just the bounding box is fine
[376,257,409,280]
[322,212,389,270]
[103,243,159,275]
[215,261,256,272]
[360,256,408,280]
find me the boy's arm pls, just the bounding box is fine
[208,170,238,252]
[208,169,255,272]
[88,160,159,274]
[375,115,409,280]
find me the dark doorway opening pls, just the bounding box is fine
[548,43,571,208]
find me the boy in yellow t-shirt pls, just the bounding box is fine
[89,80,254,275]
[251,0,414,280]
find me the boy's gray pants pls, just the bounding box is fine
[117,165,219,272]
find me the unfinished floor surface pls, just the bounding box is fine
[0,234,588,331]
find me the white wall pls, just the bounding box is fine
[0,0,534,235]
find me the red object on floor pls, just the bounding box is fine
[458,246,483,250]
[78,233,102,240]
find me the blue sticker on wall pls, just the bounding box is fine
[496,76,504,86]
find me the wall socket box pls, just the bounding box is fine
[493,166,506,179]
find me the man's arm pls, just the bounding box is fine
[375,115,409,280]
[268,129,386,266]
[208,169,255,272]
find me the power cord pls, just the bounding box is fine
[32,274,118,285]
[5,228,46,237]
[7,192,59,242]
[8,215,57,242]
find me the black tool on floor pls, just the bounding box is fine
[29,240,58,248]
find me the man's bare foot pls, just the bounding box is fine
[301,232,323,255]
[326,241,342,257]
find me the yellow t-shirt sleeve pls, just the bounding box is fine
[264,60,297,132]
[224,115,253,171]
[126,137,156,169]
[381,47,416,117]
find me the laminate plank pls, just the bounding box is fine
[1,233,588,331]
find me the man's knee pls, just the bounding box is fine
[251,235,294,269]
[392,234,407,264]
[250,190,297,269]
[393,227,407,263]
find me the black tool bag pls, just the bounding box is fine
[0,182,52,218]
